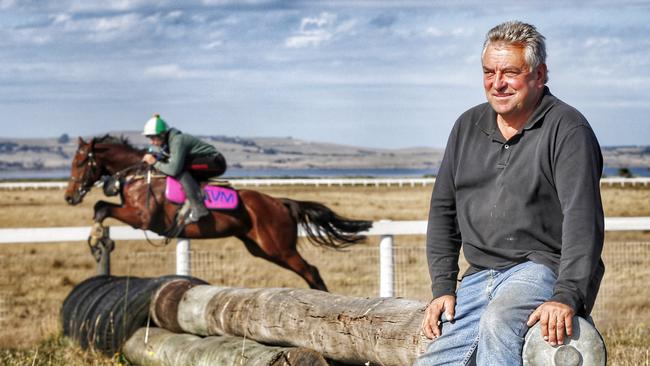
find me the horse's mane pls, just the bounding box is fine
[93,134,141,151]
[94,134,131,146]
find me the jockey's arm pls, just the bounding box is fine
[153,135,188,177]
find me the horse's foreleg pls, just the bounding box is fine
[88,201,145,263]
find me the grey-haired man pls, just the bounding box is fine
[415,21,604,365]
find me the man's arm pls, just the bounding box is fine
[422,122,463,338]
[154,135,188,177]
[528,123,604,345]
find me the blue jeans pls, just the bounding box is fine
[414,261,556,366]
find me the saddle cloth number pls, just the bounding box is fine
[165,177,238,209]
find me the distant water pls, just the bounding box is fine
[1,166,648,180]
[602,166,650,178]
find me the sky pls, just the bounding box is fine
[1,0,649,149]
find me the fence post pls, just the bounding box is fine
[176,239,191,276]
[379,234,394,297]
[96,226,113,276]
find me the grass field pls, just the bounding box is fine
[0,183,649,365]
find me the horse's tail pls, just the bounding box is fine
[280,198,373,249]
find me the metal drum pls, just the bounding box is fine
[523,316,606,366]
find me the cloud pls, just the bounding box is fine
[0,0,15,9]
[584,37,623,48]
[201,0,278,5]
[66,0,168,12]
[425,26,474,38]
[202,40,223,49]
[143,64,200,79]
[285,12,355,48]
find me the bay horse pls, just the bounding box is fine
[64,135,372,291]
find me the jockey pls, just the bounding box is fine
[142,114,227,224]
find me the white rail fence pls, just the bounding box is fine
[1,177,650,190]
[2,217,649,297]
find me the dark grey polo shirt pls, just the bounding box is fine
[426,87,605,315]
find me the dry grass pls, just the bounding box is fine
[1,183,649,364]
[0,335,119,365]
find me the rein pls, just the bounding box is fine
[70,148,99,199]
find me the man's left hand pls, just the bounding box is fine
[142,154,157,165]
[527,301,575,346]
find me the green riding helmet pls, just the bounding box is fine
[142,114,169,136]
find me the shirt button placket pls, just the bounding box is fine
[498,143,512,168]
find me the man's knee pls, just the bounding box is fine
[479,305,526,338]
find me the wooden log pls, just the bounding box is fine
[150,283,431,365]
[123,327,329,366]
[150,279,202,333]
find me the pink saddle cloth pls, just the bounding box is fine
[165,177,239,210]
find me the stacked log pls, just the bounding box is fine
[147,281,431,365]
[124,327,329,366]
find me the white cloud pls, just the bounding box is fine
[301,12,337,29]
[0,0,15,9]
[584,37,622,48]
[425,26,443,37]
[9,28,52,45]
[165,10,183,20]
[52,13,72,25]
[285,30,332,48]
[202,40,223,50]
[425,25,474,38]
[67,0,165,12]
[285,12,355,49]
[143,64,199,79]
[93,14,139,32]
[201,0,275,5]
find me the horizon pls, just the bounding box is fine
[2,1,649,149]
[1,130,648,150]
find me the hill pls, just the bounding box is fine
[1,132,648,176]
[0,131,442,172]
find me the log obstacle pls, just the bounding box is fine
[124,327,329,366]
[146,281,607,366]
[63,277,606,365]
[148,281,431,365]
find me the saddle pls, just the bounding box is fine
[165,176,239,210]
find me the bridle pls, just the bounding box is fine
[69,143,100,199]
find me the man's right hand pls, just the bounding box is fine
[421,295,456,339]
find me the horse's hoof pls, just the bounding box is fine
[88,236,99,246]
[89,244,102,262]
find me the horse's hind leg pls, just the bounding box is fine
[237,235,328,291]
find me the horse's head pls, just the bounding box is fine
[64,137,103,205]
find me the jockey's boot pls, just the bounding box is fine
[178,171,210,224]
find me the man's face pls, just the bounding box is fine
[148,135,163,146]
[482,42,546,123]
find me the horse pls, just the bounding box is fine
[64,135,372,291]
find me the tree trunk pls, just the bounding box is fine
[150,283,431,365]
[123,327,329,366]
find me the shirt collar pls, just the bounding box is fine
[477,86,557,136]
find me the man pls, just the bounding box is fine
[415,21,604,365]
[142,114,227,223]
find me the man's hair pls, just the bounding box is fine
[482,21,548,83]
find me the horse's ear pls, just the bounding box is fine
[78,137,86,145]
